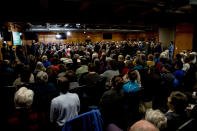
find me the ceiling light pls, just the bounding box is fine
[64,24,69,27]
[56,33,61,38]
[67,31,71,36]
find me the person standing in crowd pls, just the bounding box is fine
[50,77,80,130]
[42,55,51,68]
[165,91,188,131]
[122,70,141,94]
[79,63,100,86]
[100,59,120,88]
[168,41,174,61]
[99,76,126,130]
[147,54,155,68]
[8,87,46,131]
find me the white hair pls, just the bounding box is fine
[42,55,48,62]
[118,55,124,62]
[92,52,98,59]
[145,109,167,130]
[36,71,48,83]
[14,87,34,109]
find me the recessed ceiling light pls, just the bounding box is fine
[64,24,69,27]
[67,31,71,36]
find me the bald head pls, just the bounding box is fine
[129,120,159,131]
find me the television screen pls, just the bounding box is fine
[103,33,112,39]
[12,32,22,46]
[56,33,67,39]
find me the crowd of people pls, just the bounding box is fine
[1,40,197,131]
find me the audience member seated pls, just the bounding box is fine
[165,91,188,131]
[50,77,80,130]
[8,87,46,131]
[145,109,167,131]
[129,120,159,131]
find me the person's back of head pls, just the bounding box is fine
[57,77,69,94]
[92,52,98,60]
[111,76,124,91]
[118,55,124,62]
[176,54,182,61]
[175,61,183,70]
[35,61,46,72]
[58,64,67,73]
[129,120,159,131]
[128,70,137,82]
[88,63,96,72]
[80,57,87,65]
[36,71,48,84]
[161,64,172,73]
[14,87,34,109]
[148,54,154,61]
[168,91,188,114]
[110,59,118,70]
[145,109,167,130]
[42,55,48,62]
[52,57,59,65]
[184,56,190,63]
[46,66,57,82]
[154,53,160,59]
[65,70,77,82]
[20,65,31,83]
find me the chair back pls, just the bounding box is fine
[62,109,103,131]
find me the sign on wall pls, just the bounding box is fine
[12,32,22,45]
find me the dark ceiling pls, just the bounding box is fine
[1,0,197,29]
